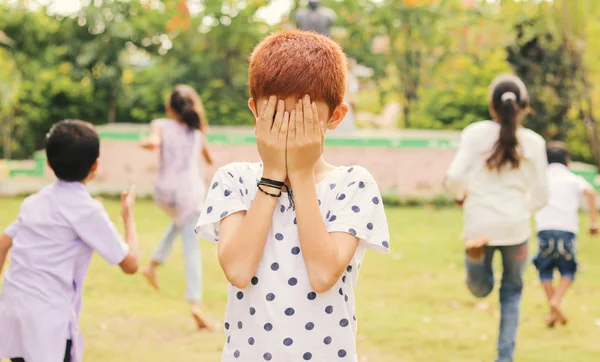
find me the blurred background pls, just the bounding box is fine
[2,2,600,362]
[1,0,599,161]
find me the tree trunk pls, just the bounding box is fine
[402,101,411,128]
[582,97,600,168]
[108,81,118,123]
[2,113,13,159]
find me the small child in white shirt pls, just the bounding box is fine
[534,142,598,328]
[195,31,390,362]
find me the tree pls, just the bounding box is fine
[0,46,21,159]
[73,1,170,123]
[505,0,600,166]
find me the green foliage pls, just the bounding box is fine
[415,51,512,130]
[0,1,271,158]
[2,0,600,167]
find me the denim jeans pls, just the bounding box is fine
[152,215,202,302]
[533,230,577,281]
[465,241,528,362]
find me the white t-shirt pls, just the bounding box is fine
[196,162,390,362]
[535,163,593,233]
[445,121,548,245]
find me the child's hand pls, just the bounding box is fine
[121,185,136,219]
[287,95,323,180]
[140,139,159,151]
[256,96,289,181]
[589,223,599,236]
[455,194,467,208]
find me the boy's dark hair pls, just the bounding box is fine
[46,120,100,182]
[546,141,570,166]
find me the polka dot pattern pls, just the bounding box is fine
[195,163,390,362]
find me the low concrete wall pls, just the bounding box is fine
[0,125,460,197]
[2,124,597,198]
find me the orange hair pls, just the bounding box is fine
[249,30,347,113]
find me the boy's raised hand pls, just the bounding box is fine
[256,96,289,182]
[121,185,136,219]
[287,95,324,180]
[589,223,599,236]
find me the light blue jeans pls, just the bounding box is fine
[152,216,202,302]
[465,241,528,362]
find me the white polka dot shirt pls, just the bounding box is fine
[196,162,390,362]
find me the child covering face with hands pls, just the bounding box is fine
[195,31,390,362]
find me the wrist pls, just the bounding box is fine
[289,171,315,187]
[122,210,134,221]
[262,169,286,183]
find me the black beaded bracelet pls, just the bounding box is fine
[259,178,285,188]
[257,184,283,197]
[257,177,295,210]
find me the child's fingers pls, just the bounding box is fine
[302,95,313,135]
[263,96,277,130]
[272,100,285,133]
[128,185,137,200]
[288,110,297,140]
[311,101,320,136]
[295,99,303,137]
[279,111,289,143]
[256,99,269,134]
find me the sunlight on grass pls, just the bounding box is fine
[1,199,599,361]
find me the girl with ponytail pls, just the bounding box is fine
[140,85,215,330]
[445,75,548,362]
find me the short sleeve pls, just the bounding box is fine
[4,220,20,238]
[195,164,251,243]
[71,201,129,265]
[326,167,390,254]
[575,175,594,194]
[445,125,477,200]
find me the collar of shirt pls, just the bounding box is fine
[548,163,570,174]
[55,180,87,191]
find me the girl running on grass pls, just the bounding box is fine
[445,75,548,362]
[140,85,215,330]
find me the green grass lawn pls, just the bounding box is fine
[1,199,600,362]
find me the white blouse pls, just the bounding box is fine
[445,121,548,245]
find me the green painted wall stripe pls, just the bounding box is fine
[96,129,458,149]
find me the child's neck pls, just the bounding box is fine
[285,157,335,185]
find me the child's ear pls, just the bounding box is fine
[326,103,350,131]
[90,160,99,173]
[248,98,258,119]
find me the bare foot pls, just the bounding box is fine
[465,238,490,261]
[191,305,217,331]
[142,266,160,291]
[546,311,557,328]
[550,299,568,326]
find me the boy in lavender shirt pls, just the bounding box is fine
[0,120,140,362]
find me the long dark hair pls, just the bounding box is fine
[486,75,529,171]
[168,85,208,133]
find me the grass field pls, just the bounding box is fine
[1,198,600,362]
